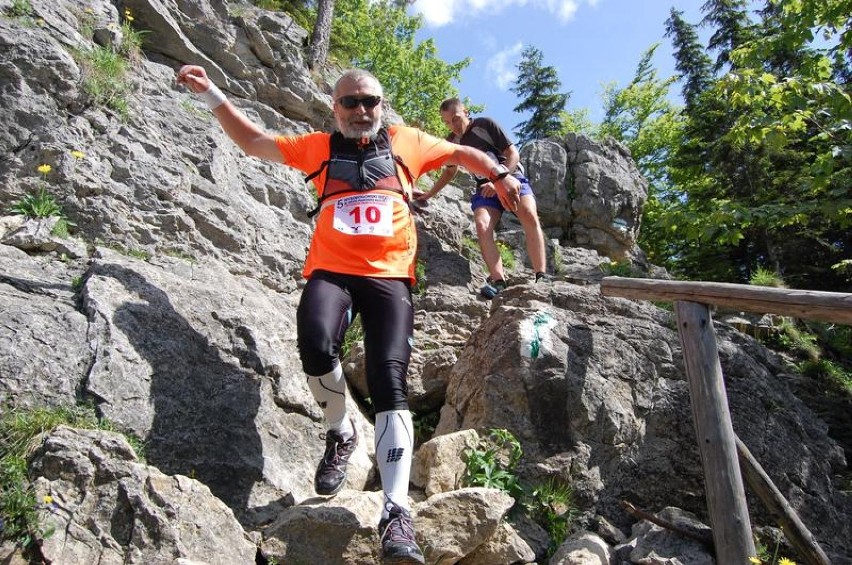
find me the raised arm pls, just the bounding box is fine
[176,65,283,163]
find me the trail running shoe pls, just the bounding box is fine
[378,502,425,564]
[314,424,358,496]
[479,278,506,299]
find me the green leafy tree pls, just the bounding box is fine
[599,44,682,178]
[332,0,469,133]
[558,107,597,137]
[715,0,852,289]
[653,1,851,290]
[598,45,686,266]
[658,3,772,282]
[511,46,569,145]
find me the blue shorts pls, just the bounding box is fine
[471,175,534,212]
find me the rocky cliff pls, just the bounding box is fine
[1,1,849,564]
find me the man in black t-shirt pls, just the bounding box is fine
[415,98,547,298]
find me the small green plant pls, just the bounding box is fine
[831,259,852,282]
[773,319,820,361]
[73,6,150,120]
[525,478,577,556]
[78,44,131,117]
[750,530,798,564]
[412,259,427,296]
[9,164,75,237]
[815,322,852,358]
[254,0,283,10]
[412,411,439,447]
[340,315,363,360]
[599,260,633,277]
[78,6,97,37]
[0,405,144,548]
[118,9,148,61]
[551,247,565,275]
[127,248,151,261]
[10,165,58,215]
[104,242,150,261]
[163,248,196,263]
[8,0,32,17]
[749,267,786,288]
[460,235,480,261]
[496,241,515,270]
[8,187,62,219]
[799,359,852,396]
[51,217,72,238]
[462,428,524,499]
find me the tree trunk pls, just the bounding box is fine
[308,0,335,70]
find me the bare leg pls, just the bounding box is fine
[473,206,505,281]
[516,194,546,274]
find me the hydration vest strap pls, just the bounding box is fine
[304,160,330,185]
[304,128,412,218]
[394,155,414,197]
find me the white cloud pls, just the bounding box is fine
[411,0,596,27]
[411,0,456,27]
[485,42,524,91]
[548,0,580,22]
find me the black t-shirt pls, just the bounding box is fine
[447,117,514,184]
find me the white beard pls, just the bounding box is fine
[337,119,381,140]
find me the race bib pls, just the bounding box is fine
[332,194,394,237]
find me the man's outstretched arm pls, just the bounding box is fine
[176,65,283,163]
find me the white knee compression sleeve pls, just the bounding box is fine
[306,364,353,439]
[375,410,414,517]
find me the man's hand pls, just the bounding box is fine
[176,65,210,94]
[494,175,521,212]
[478,181,497,198]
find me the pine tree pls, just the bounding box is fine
[700,0,753,72]
[510,46,569,145]
[665,8,713,111]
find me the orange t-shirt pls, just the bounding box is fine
[276,125,457,283]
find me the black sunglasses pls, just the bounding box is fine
[337,95,382,109]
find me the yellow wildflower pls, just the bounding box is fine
[778,559,796,565]
[37,164,52,175]
[37,18,45,26]
[71,150,86,159]
[124,9,134,22]
[43,495,53,504]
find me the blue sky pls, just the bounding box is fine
[409,0,720,138]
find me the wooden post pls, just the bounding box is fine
[736,436,832,565]
[675,300,756,561]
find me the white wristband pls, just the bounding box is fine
[198,83,227,110]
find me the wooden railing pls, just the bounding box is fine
[600,277,850,565]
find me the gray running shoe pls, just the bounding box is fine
[378,502,425,564]
[314,424,358,496]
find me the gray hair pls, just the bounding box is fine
[333,69,384,98]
